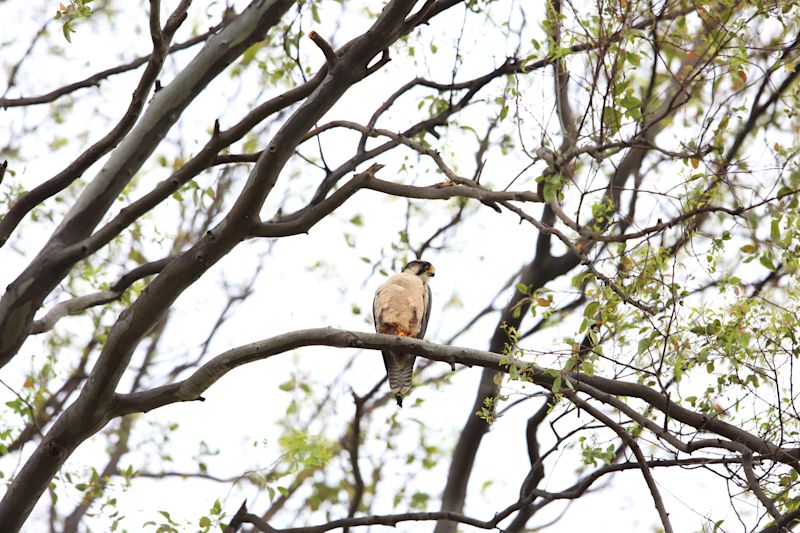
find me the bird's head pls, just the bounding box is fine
[402,260,435,282]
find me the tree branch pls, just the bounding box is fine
[565,392,674,533]
[110,327,800,472]
[30,256,175,335]
[0,0,193,248]
[308,31,338,67]
[250,159,540,239]
[0,0,296,371]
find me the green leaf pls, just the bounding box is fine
[602,107,621,134]
[637,336,652,355]
[158,510,176,525]
[499,104,509,121]
[62,22,74,42]
[583,301,600,318]
[739,244,756,254]
[770,219,781,242]
[759,254,776,270]
[410,491,430,510]
[543,181,557,202]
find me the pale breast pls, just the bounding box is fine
[374,273,425,337]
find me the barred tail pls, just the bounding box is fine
[383,351,416,407]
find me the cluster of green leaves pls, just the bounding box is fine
[55,0,94,43]
[476,394,499,424]
[197,499,224,532]
[278,428,333,472]
[513,282,554,319]
[578,435,616,467]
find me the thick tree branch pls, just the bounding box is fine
[0,0,193,248]
[0,3,429,530]
[0,0,296,371]
[230,507,495,533]
[110,328,798,473]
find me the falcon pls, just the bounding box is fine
[372,260,435,407]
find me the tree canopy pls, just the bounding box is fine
[1,0,800,532]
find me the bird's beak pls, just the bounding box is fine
[427,266,436,277]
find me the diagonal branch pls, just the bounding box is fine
[0,15,230,109]
[30,256,175,335]
[564,392,674,533]
[0,0,194,248]
[0,0,297,371]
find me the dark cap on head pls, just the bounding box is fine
[402,260,435,277]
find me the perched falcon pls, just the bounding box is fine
[373,260,435,407]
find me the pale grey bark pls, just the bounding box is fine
[0,2,428,529]
[0,0,295,368]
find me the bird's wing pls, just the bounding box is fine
[374,283,397,395]
[417,283,432,339]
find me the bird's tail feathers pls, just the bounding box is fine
[384,351,415,408]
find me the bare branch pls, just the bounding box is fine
[30,291,119,335]
[30,256,174,335]
[0,0,194,247]
[308,31,338,67]
[742,452,781,523]
[565,393,674,533]
[0,17,228,109]
[109,326,800,473]
[251,163,540,238]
